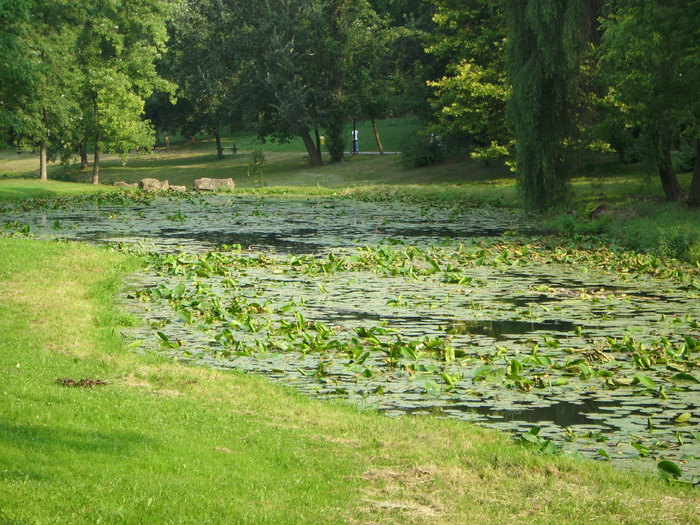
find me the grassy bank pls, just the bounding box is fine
[0,179,120,201]
[2,238,700,523]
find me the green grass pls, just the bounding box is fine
[1,237,699,524]
[222,115,422,153]
[0,179,120,200]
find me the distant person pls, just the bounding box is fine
[351,129,359,154]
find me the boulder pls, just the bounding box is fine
[114,181,137,188]
[170,185,187,193]
[139,178,169,191]
[193,177,235,191]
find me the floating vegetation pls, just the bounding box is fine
[3,193,699,483]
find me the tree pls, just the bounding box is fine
[344,12,400,155]
[0,0,32,145]
[234,0,379,166]
[0,0,81,181]
[505,0,591,210]
[599,0,700,203]
[74,0,173,184]
[164,0,249,159]
[426,0,511,162]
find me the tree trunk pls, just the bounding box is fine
[371,117,384,155]
[299,128,323,166]
[165,131,171,151]
[314,127,322,157]
[190,135,197,144]
[39,142,48,181]
[39,105,48,181]
[214,130,224,159]
[688,139,700,206]
[659,145,683,202]
[80,142,89,170]
[92,134,100,185]
[154,128,163,147]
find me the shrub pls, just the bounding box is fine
[675,141,696,173]
[247,147,265,186]
[398,132,447,168]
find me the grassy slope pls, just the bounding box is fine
[0,179,120,200]
[1,237,699,524]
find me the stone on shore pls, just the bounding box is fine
[193,178,235,191]
[139,178,170,191]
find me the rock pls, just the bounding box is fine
[170,185,187,193]
[139,178,169,191]
[588,203,609,219]
[193,177,235,191]
[114,181,137,188]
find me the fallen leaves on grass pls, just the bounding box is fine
[55,377,107,388]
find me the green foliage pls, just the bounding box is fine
[75,0,173,182]
[549,199,700,264]
[398,132,447,168]
[246,147,265,186]
[598,0,699,202]
[676,140,697,174]
[505,0,589,210]
[324,114,346,163]
[426,1,511,160]
[164,0,247,142]
[0,1,82,165]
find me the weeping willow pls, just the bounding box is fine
[505,0,587,210]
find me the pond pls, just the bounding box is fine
[3,193,699,482]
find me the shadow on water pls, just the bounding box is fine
[399,398,625,428]
[160,228,325,253]
[446,319,576,340]
[496,295,557,307]
[462,399,618,427]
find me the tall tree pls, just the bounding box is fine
[164,0,248,159]
[345,13,403,155]
[505,0,590,210]
[75,0,173,184]
[426,0,510,162]
[599,0,699,203]
[1,0,81,181]
[236,0,378,166]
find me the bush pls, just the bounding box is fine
[247,147,265,186]
[675,141,696,173]
[398,132,447,168]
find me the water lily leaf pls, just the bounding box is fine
[528,427,541,436]
[521,432,540,444]
[657,460,682,479]
[630,442,649,457]
[420,380,441,396]
[596,448,610,460]
[612,377,634,386]
[674,412,692,424]
[633,374,656,390]
[671,373,700,384]
[540,440,558,455]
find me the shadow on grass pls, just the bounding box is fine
[0,417,151,467]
